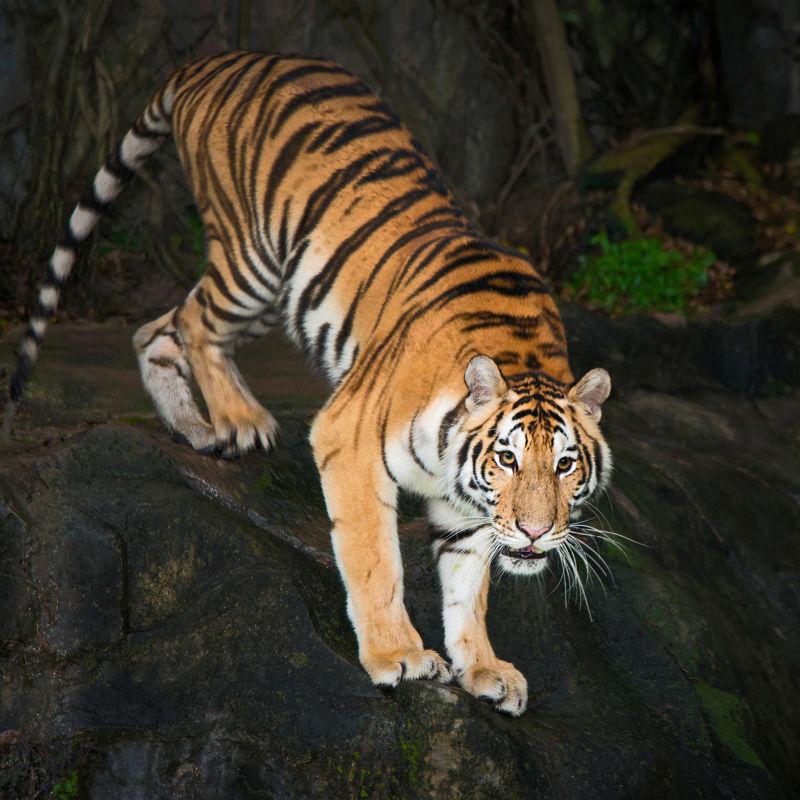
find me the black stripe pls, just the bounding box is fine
[409,415,435,476]
[58,226,80,251]
[205,263,254,309]
[306,122,345,153]
[277,197,291,263]
[106,146,135,182]
[270,81,373,137]
[323,115,400,153]
[206,293,260,324]
[132,118,167,139]
[200,312,218,334]
[261,121,322,254]
[431,528,480,544]
[409,251,499,297]
[438,404,463,460]
[298,186,432,317]
[314,322,330,368]
[79,183,109,214]
[9,355,32,403]
[379,414,399,483]
[333,294,359,362]
[26,324,43,345]
[293,148,393,243]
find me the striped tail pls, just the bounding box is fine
[2,78,178,439]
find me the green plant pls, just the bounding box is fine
[568,230,715,314]
[51,770,79,800]
[98,227,144,255]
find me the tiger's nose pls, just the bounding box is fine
[517,522,552,541]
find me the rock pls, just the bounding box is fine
[254,0,517,209]
[562,1,706,148]
[638,180,756,268]
[760,114,800,197]
[0,7,31,240]
[734,251,800,319]
[1,315,798,798]
[760,114,800,164]
[714,0,800,129]
[562,303,800,396]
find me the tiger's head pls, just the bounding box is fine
[446,355,612,576]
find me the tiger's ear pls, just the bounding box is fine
[569,368,611,422]
[464,355,507,412]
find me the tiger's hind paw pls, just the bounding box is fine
[212,402,279,458]
[171,419,216,452]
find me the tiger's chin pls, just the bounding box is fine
[497,546,550,576]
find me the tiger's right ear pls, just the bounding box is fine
[568,368,611,422]
[464,355,507,412]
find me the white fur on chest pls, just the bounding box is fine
[384,394,458,498]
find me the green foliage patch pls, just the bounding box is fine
[51,770,80,800]
[694,680,766,769]
[569,230,716,314]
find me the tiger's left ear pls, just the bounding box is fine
[569,368,611,422]
[464,355,508,412]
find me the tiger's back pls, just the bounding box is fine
[169,52,570,393]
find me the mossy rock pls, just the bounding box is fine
[638,180,756,267]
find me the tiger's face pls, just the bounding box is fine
[448,355,612,576]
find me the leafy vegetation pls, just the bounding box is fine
[568,230,716,314]
[51,770,80,800]
[98,227,144,255]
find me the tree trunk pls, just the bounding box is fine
[529,0,594,176]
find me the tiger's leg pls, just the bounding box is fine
[176,242,279,457]
[311,407,452,687]
[231,312,279,351]
[133,308,215,450]
[430,501,528,716]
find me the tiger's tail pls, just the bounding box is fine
[2,74,180,439]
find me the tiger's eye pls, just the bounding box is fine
[556,456,573,473]
[498,451,516,469]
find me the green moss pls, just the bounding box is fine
[51,770,80,800]
[568,230,715,314]
[250,470,273,493]
[289,651,308,669]
[99,227,144,254]
[114,415,152,427]
[399,733,423,785]
[694,681,766,769]
[599,529,703,674]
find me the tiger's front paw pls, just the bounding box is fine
[363,648,453,688]
[458,659,528,716]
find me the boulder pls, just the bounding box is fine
[1,315,798,798]
[638,180,756,268]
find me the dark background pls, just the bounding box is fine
[1,3,799,799]
[0,0,798,319]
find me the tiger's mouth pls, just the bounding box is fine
[501,544,548,561]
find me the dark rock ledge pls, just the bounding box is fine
[0,314,798,799]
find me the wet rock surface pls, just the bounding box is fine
[1,313,798,799]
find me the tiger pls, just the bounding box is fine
[3,51,612,716]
